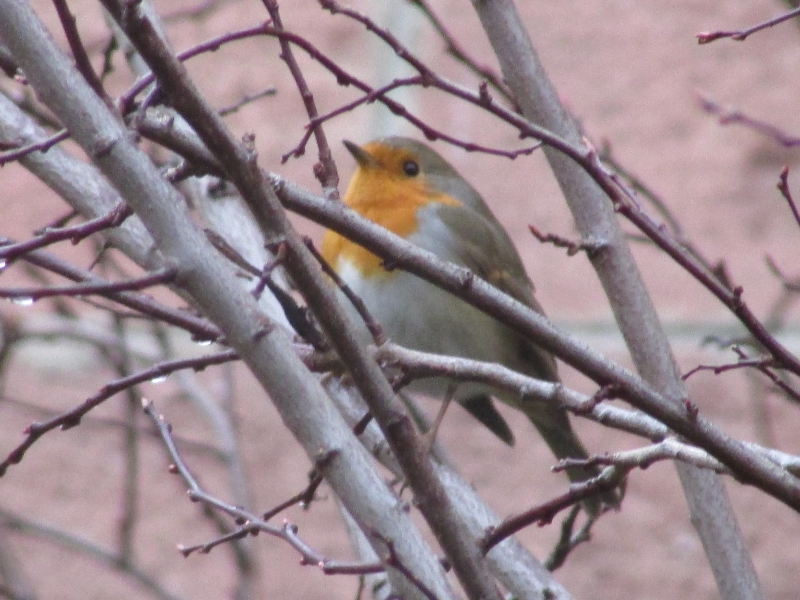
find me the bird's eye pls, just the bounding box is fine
[402,160,420,177]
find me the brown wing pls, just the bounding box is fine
[435,203,559,382]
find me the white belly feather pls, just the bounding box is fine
[334,204,521,400]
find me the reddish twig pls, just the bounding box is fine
[371,532,440,600]
[0,238,221,341]
[259,25,540,159]
[252,242,288,301]
[0,129,70,166]
[731,345,800,404]
[697,7,800,43]
[598,140,720,272]
[119,23,271,114]
[261,473,324,522]
[697,93,800,148]
[684,346,800,404]
[406,0,514,105]
[0,203,132,264]
[683,357,777,379]
[52,0,111,104]
[0,350,239,476]
[282,76,424,164]
[574,383,622,416]
[480,468,622,553]
[777,167,800,230]
[261,0,339,193]
[0,266,176,302]
[143,400,383,573]
[590,149,800,378]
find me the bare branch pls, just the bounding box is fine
[697,7,800,43]
[697,93,800,147]
[0,350,238,475]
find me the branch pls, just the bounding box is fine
[0,239,221,342]
[0,202,132,264]
[0,507,185,600]
[777,167,800,230]
[261,0,339,193]
[0,350,239,475]
[406,0,514,105]
[697,7,800,43]
[0,128,69,165]
[480,466,624,553]
[0,266,176,302]
[142,400,386,576]
[697,93,800,148]
[471,1,764,597]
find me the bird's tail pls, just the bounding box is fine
[526,407,623,516]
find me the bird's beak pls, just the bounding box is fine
[343,140,376,168]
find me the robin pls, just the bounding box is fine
[321,136,619,513]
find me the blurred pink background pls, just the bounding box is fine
[2,1,800,599]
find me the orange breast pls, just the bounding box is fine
[321,168,460,278]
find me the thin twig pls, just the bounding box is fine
[0,266,177,302]
[142,400,384,575]
[52,0,111,104]
[777,167,800,230]
[481,467,624,554]
[697,7,800,43]
[0,202,132,263]
[218,86,277,117]
[0,239,221,341]
[406,0,514,105]
[697,92,800,148]
[0,350,239,476]
[261,0,339,193]
[119,24,271,114]
[0,128,70,165]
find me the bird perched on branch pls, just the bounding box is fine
[321,136,620,514]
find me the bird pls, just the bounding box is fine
[321,136,619,513]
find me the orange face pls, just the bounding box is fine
[321,142,460,277]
